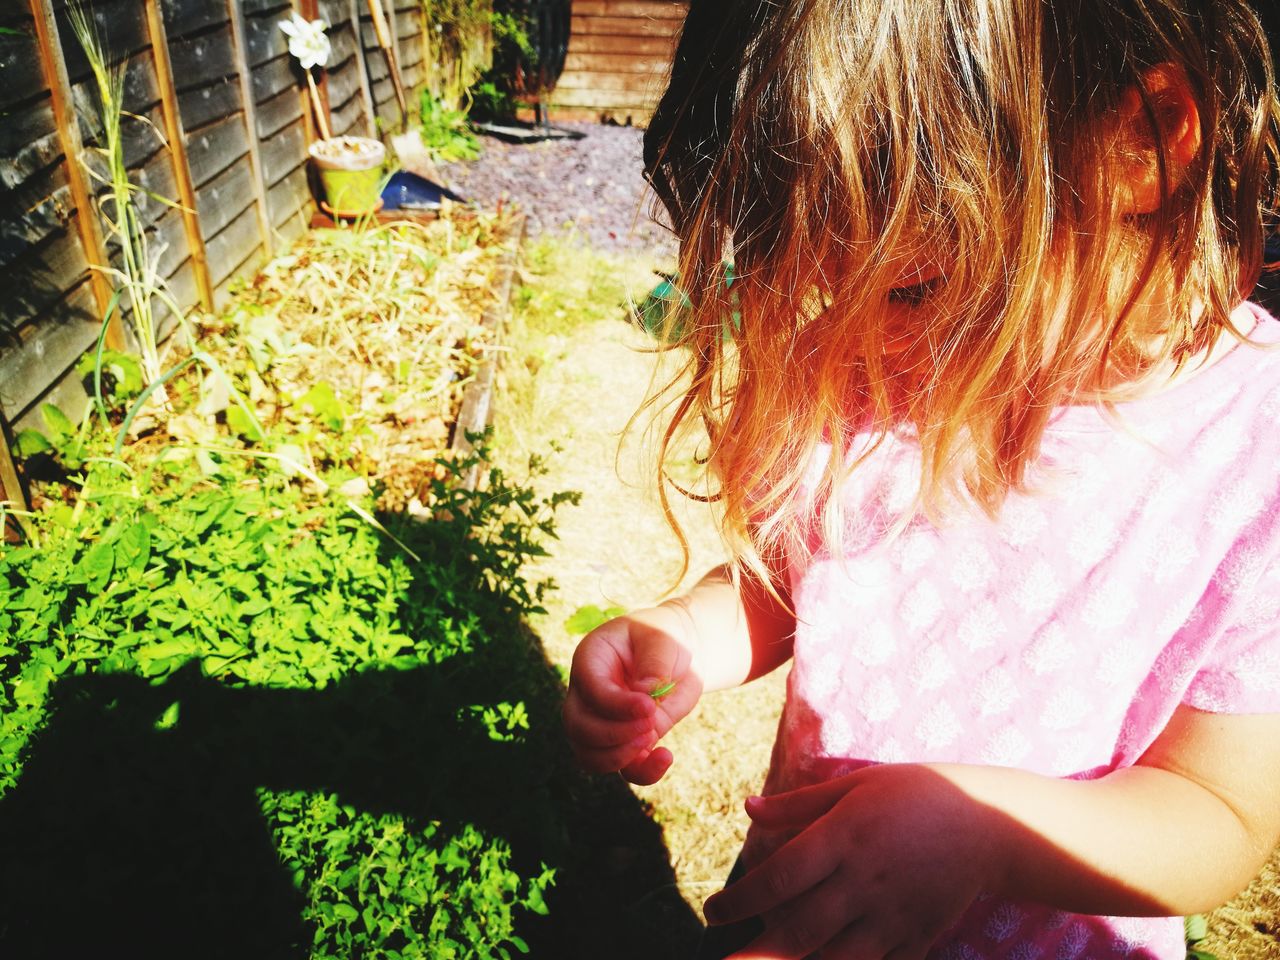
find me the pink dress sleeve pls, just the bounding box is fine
[1183,534,1280,715]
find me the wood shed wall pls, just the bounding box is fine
[0,0,426,437]
[546,0,686,124]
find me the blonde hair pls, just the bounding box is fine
[641,0,1279,583]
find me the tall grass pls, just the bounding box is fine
[67,3,192,392]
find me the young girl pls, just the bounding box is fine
[563,1,1280,958]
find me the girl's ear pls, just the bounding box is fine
[1111,64,1203,215]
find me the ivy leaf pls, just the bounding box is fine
[80,540,115,592]
[154,700,180,731]
[331,902,358,921]
[564,604,626,635]
[40,404,75,444]
[226,404,264,441]
[15,429,52,457]
[115,522,151,575]
[1185,914,1209,942]
[299,381,345,432]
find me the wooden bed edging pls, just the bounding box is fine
[450,213,526,491]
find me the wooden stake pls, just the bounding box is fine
[368,0,407,124]
[306,71,332,140]
[226,0,275,256]
[28,0,124,350]
[298,0,333,140]
[143,0,214,312]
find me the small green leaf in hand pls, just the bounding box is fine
[650,679,677,701]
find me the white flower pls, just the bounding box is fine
[279,13,331,70]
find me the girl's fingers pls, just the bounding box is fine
[724,876,858,959]
[704,834,838,927]
[621,745,673,785]
[744,775,857,829]
[569,638,656,720]
[572,730,659,775]
[562,699,656,749]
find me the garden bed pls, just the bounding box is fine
[0,210,607,960]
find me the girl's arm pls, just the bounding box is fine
[635,563,796,693]
[704,706,1280,958]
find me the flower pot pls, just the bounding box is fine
[308,136,386,216]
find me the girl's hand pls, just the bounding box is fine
[703,764,1004,959]
[562,607,703,785]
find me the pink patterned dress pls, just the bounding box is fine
[745,302,1280,958]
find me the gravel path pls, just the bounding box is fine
[439,123,677,257]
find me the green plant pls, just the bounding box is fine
[468,4,537,119]
[0,440,577,956]
[67,5,194,394]
[418,91,482,162]
[466,80,516,123]
[422,0,495,110]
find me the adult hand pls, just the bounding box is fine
[703,764,1003,959]
[562,607,703,785]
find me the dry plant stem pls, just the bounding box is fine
[307,71,332,141]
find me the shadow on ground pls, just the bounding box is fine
[0,508,702,959]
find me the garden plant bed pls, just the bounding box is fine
[0,211,618,959]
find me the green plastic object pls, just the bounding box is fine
[635,262,740,342]
[318,164,384,215]
[308,136,387,216]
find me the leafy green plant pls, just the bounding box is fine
[466,80,516,123]
[468,4,537,121]
[422,0,495,109]
[419,91,482,162]
[0,441,577,957]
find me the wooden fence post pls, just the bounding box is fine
[227,0,275,257]
[143,0,214,312]
[349,0,377,135]
[28,0,124,351]
[0,411,28,514]
[297,0,333,139]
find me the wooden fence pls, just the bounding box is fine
[0,0,429,443]
[545,0,685,124]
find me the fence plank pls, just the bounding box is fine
[255,85,305,138]
[347,0,376,135]
[227,0,275,256]
[144,0,214,310]
[167,23,238,91]
[205,204,261,289]
[160,0,231,36]
[3,226,92,337]
[1,167,72,271]
[573,1,685,18]
[185,112,249,186]
[260,119,306,185]
[0,20,48,112]
[0,100,60,193]
[178,76,242,131]
[266,162,309,225]
[195,155,256,239]
[0,278,98,421]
